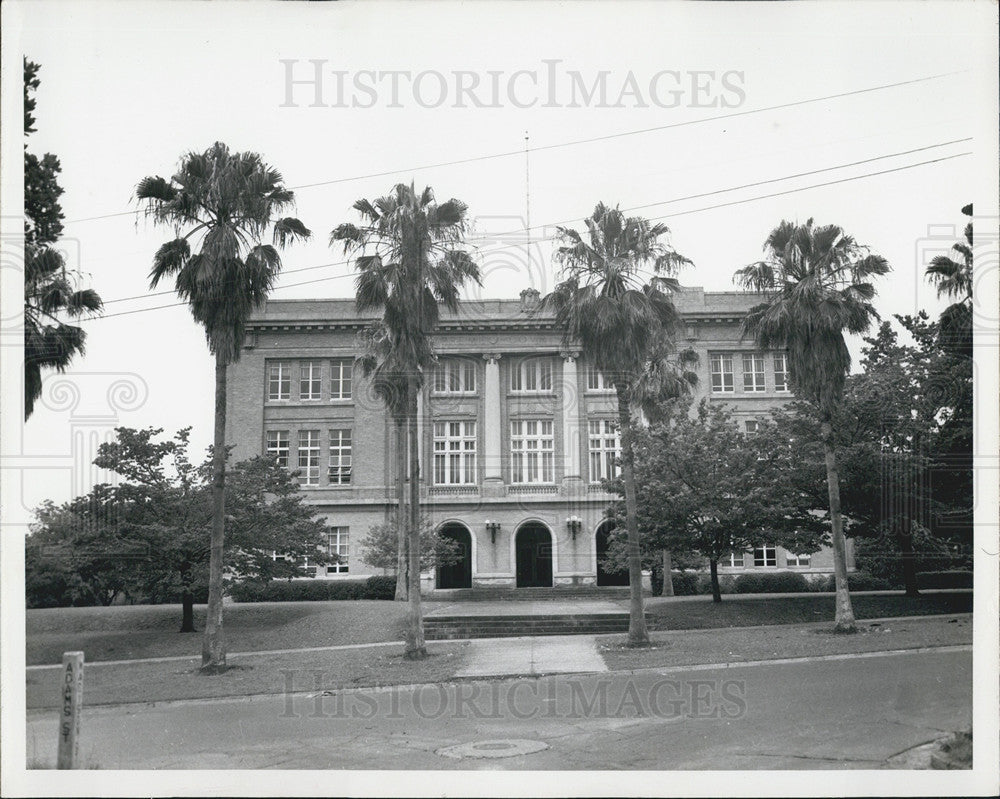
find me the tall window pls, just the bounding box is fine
[267,361,291,401]
[586,366,613,391]
[331,358,353,400]
[744,420,760,435]
[774,353,789,392]
[710,353,734,393]
[753,545,776,567]
[785,552,811,567]
[297,430,320,486]
[433,360,476,394]
[265,430,289,467]
[300,360,322,401]
[588,420,620,482]
[433,421,477,484]
[328,429,352,485]
[327,527,349,574]
[742,353,766,392]
[510,419,554,483]
[511,358,553,393]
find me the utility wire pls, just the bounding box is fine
[87,149,971,321]
[63,70,965,224]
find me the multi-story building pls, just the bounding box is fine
[226,285,853,593]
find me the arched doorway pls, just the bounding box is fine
[596,521,629,586]
[436,523,473,589]
[515,523,553,588]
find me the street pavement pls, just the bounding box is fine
[25,647,971,770]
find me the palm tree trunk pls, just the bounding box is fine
[661,550,674,596]
[394,414,408,601]
[616,384,649,646]
[405,378,427,659]
[709,558,722,603]
[821,421,856,633]
[202,354,228,669]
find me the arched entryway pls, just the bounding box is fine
[595,521,629,586]
[515,523,553,588]
[436,523,473,589]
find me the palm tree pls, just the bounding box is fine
[735,218,890,633]
[926,203,973,357]
[546,202,693,646]
[135,142,310,669]
[24,246,103,417]
[331,183,480,659]
[356,323,410,601]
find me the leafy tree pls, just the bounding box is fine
[607,400,825,602]
[545,202,694,645]
[331,183,480,660]
[23,59,103,418]
[27,427,330,630]
[136,143,311,669]
[360,517,462,573]
[735,219,890,632]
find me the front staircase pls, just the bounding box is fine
[428,586,647,602]
[423,610,652,639]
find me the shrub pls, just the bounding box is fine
[668,571,700,596]
[694,573,736,595]
[362,575,397,599]
[846,572,892,591]
[734,571,811,594]
[916,570,973,590]
[229,577,389,603]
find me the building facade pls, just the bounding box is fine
[226,285,852,593]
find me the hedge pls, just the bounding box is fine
[230,575,396,602]
[916,570,973,590]
[734,571,811,594]
[668,571,701,596]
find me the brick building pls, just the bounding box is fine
[226,285,853,593]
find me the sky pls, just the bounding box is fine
[3,0,997,518]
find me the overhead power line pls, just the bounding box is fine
[64,70,965,224]
[87,148,971,321]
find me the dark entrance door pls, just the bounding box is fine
[515,524,553,588]
[436,524,472,589]
[596,522,629,586]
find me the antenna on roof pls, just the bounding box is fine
[524,131,531,277]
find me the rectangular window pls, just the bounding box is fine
[785,552,811,567]
[744,420,760,435]
[265,430,289,467]
[328,429,352,485]
[433,359,477,394]
[774,353,789,392]
[300,360,322,401]
[297,430,320,486]
[433,421,477,484]
[331,358,353,400]
[586,366,613,391]
[588,420,620,482]
[267,361,291,401]
[710,354,734,393]
[742,352,766,392]
[510,419,554,483]
[327,527,349,574]
[729,551,744,568]
[511,358,553,393]
[753,545,777,567]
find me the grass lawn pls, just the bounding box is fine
[644,591,972,630]
[26,600,418,666]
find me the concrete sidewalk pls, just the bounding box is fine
[455,635,607,677]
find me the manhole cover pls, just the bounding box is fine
[436,739,549,760]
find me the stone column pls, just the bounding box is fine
[482,353,504,495]
[561,351,583,491]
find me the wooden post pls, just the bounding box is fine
[57,651,84,769]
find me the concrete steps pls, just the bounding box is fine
[429,586,644,602]
[424,612,651,640]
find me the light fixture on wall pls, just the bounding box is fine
[566,515,582,539]
[485,519,501,544]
